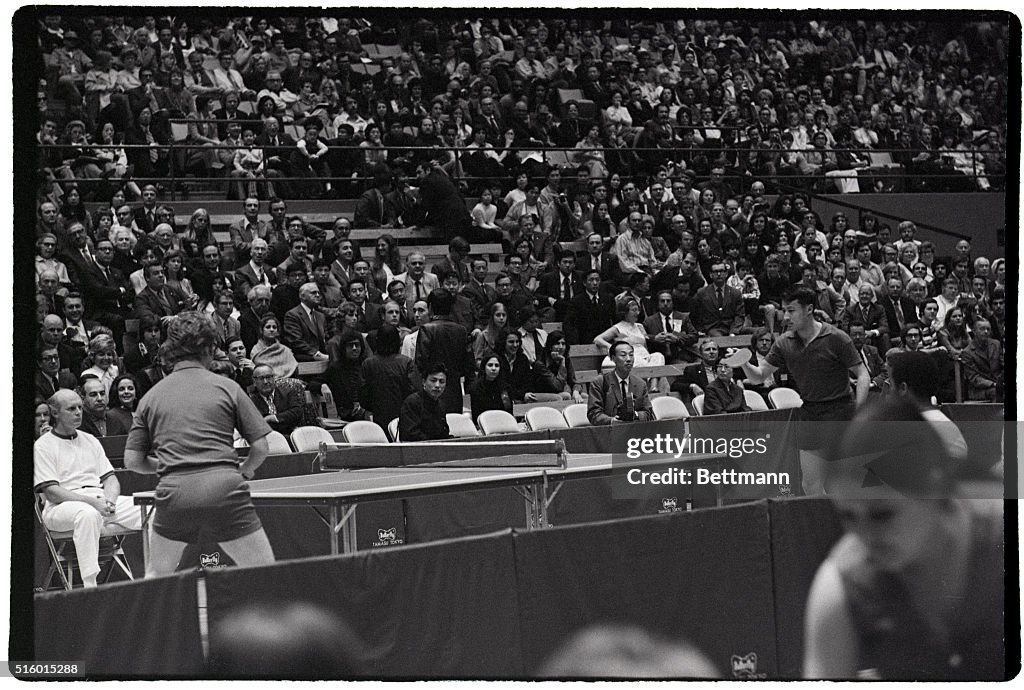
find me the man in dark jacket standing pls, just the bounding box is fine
[414,290,475,413]
[414,160,473,242]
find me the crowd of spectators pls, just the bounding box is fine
[35,13,1008,202]
[32,13,1007,443]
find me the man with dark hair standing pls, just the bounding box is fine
[741,286,869,495]
[414,289,474,413]
[414,159,474,242]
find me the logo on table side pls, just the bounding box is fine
[731,652,765,679]
[373,527,403,547]
[658,497,681,513]
[200,552,225,568]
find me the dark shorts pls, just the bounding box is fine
[152,465,263,543]
[795,397,856,451]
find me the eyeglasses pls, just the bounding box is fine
[254,375,275,381]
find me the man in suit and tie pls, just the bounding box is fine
[587,340,654,425]
[670,338,721,412]
[225,337,255,390]
[693,260,749,336]
[239,285,273,353]
[563,269,615,346]
[256,116,297,198]
[880,277,918,350]
[578,232,620,289]
[60,222,97,288]
[652,249,705,296]
[132,263,186,325]
[78,377,131,438]
[554,100,587,147]
[60,293,99,350]
[275,236,314,286]
[849,323,886,392]
[353,167,394,228]
[643,290,699,363]
[35,346,77,403]
[76,238,131,343]
[462,259,498,330]
[473,96,505,146]
[210,290,242,352]
[536,252,584,321]
[394,251,441,311]
[248,364,305,436]
[233,238,276,306]
[132,185,160,235]
[228,197,269,269]
[282,282,329,361]
[842,284,889,352]
[39,314,87,377]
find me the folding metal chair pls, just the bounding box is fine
[35,495,134,591]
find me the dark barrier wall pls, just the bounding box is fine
[404,490,526,544]
[33,571,204,677]
[767,498,844,678]
[513,502,778,678]
[205,531,524,677]
[688,408,800,500]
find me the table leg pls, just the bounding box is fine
[328,505,339,556]
[341,506,357,553]
[540,473,549,528]
[139,504,150,574]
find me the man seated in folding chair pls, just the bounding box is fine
[34,389,142,588]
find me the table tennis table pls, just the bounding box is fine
[132,463,552,566]
[133,450,729,566]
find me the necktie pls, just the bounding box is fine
[414,279,422,301]
[52,376,60,394]
[717,288,724,308]
[665,316,672,333]
[157,288,172,314]
[532,331,541,359]
[265,394,276,416]
[562,276,571,300]
[620,380,627,402]
[593,295,599,306]
[146,210,154,226]
[311,310,322,341]
[894,300,904,330]
[593,256,600,271]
